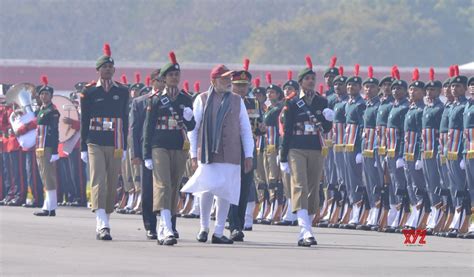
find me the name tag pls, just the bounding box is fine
[103,121,113,130]
[305,124,314,133]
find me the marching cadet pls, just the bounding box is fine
[130,69,164,240]
[321,57,339,225]
[403,69,428,230]
[383,73,410,233]
[327,68,349,228]
[435,67,456,235]
[341,64,367,229]
[358,66,381,230]
[33,76,60,216]
[143,52,196,246]
[248,77,271,224]
[65,82,87,207]
[119,73,144,214]
[374,67,397,231]
[262,73,284,225]
[279,55,333,246]
[462,76,474,239]
[226,59,256,241]
[420,68,445,234]
[444,67,469,238]
[80,44,129,240]
[273,72,299,226]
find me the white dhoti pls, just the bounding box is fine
[181,162,241,205]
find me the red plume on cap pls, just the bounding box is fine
[339,66,344,76]
[354,64,360,77]
[319,84,324,95]
[449,65,455,77]
[243,58,250,71]
[254,77,260,88]
[194,81,200,93]
[145,76,151,87]
[305,55,313,69]
[103,43,111,57]
[368,66,374,79]
[429,68,435,81]
[135,72,141,84]
[183,80,189,92]
[412,68,420,81]
[266,72,272,85]
[330,56,337,68]
[169,51,177,64]
[287,70,293,81]
[393,66,400,80]
[41,75,48,86]
[121,74,127,84]
[391,65,397,78]
[454,65,459,76]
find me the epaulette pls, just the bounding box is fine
[84,81,97,88]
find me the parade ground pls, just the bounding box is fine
[1,206,472,276]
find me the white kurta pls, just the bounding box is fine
[181,93,254,205]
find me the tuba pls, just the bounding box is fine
[5,83,37,149]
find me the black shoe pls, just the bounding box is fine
[7,198,24,206]
[425,228,434,236]
[173,231,179,239]
[370,225,380,231]
[446,229,459,238]
[328,223,340,228]
[344,223,357,229]
[273,220,292,226]
[317,222,329,228]
[182,213,199,219]
[230,230,244,242]
[23,203,40,208]
[243,226,253,231]
[463,231,474,239]
[298,237,317,247]
[211,234,234,244]
[196,231,208,243]
[383,227,396,233]
[161,235,177,246]
[33,210,56,216]
[258,219,272,225]
[146,230,158,240]
[356,224,372,231]
[96,228,112,240]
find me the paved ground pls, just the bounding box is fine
[0,206,473,276]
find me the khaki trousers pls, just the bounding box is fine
[264,149,280,200]
[288,149,324,215]
[36,147,58,191]
[151,148,187,215]
[129,148,141,192]
[88,144,121,214]
[282,172,291,199]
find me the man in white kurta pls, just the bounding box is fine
[181,64,254,244]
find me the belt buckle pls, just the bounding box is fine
[345,144,354,152]
[467,151,474,160]
[168,119,178,128]
[423,151,433,160]
[387,149,395,158]
[103,121,113,131]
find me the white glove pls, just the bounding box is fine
[415,160,423,170]
[355,153,363,164]
[183,107,194,121]
[460,159,465,170]
[145,159,153,170]
[280,162,290,174]
[322,108,335,122]
[276,155,280,164]
[122,151,127,161]
[396,158,405,169]
[374,161,378,168]
[50,154,59,163]
[81,151,88,164]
